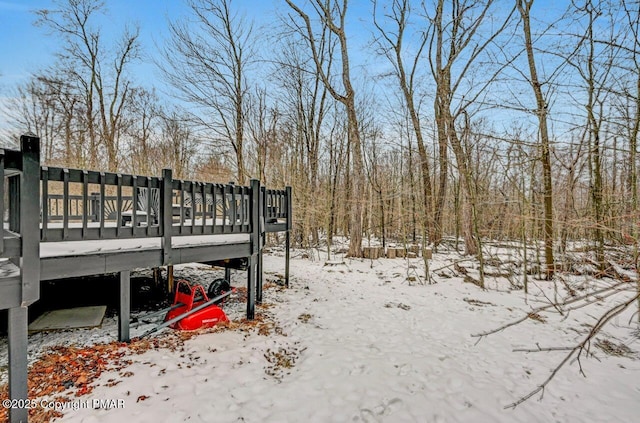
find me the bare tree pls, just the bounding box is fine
[246,86,279,184]
[271,33,333,246]
[620,0,640,320]
[36,0,140,171]
[160,0,255,185]
[286,0,366,258]
[8,77,63,163]
[372,0,435,248]
[124,87,160,175]
[578,0,612,270]
[515,0,557,277]
[425,0,515,289]
[158,111,199,179]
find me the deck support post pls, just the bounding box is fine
[224,267,231,283]
[153,268,160,291]
[285,186,292,288]
[119,271,131,342]
[246,255,256,319]
[167,265,175,294]
[285,231,290,288]
[256,250,263,304]
[256,186,264,304]
[247,179,261,319]
[8,306,28,423]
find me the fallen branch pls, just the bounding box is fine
[431,258,475,273]
[504,293,639,409]
[513,343,574,353]
[472,280,631,338]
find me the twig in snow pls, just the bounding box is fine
[513,343,577,353]
[471,280,631,338]
[431,258,475,273]
[531,280,564,316]
[504,293,639,409]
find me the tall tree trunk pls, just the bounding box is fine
[517,0,555,278]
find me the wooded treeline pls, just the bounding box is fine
[3,0,640,275]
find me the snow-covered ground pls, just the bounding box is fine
[2,246,640,422]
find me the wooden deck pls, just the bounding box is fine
[1,135,292,423]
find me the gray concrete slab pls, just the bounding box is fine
[28,305,107,332]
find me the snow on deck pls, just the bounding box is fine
[39,233,250,258]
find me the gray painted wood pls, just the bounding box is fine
[161,169,173,265]
[257,250,263,304]
[8,306,28,423]
[0,273,21,309]
[286,186,292,288]
[20,134,41,306]
[246,254,255,320]
[119,271,131,342]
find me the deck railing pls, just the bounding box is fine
[38,167,290,242]
[263,187,292,233]
[1,135,40,308]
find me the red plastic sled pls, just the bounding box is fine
[165,280,229,331]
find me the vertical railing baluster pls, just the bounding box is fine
[146,177,152,236]
[132,176,138,235]
[179,181,185,233]
[62,168,69,240]
[99,172,105,239]
[213,185,219,232]
[222,185,228,231]
[190,181,196,232]
[116,174,122,237]
[82,170,88,239]
[206,183,213,230]
[230,185,237,232]
[200,182,206,232]
[40,167,48,241]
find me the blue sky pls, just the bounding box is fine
[0,0,571,136]
[0,0,567,88]
[0,0,380,89]
[0,0,286,88]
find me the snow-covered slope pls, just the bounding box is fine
[44,251,640,423]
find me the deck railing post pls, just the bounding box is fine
[285,186,292,288]
[247,179,261,319]
[257,186,265,304]
[161,169,173,266]
[21,134,41,305]
[251,180,261,257]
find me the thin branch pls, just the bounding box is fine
[504,293,639,409]
[472,280,632,338]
